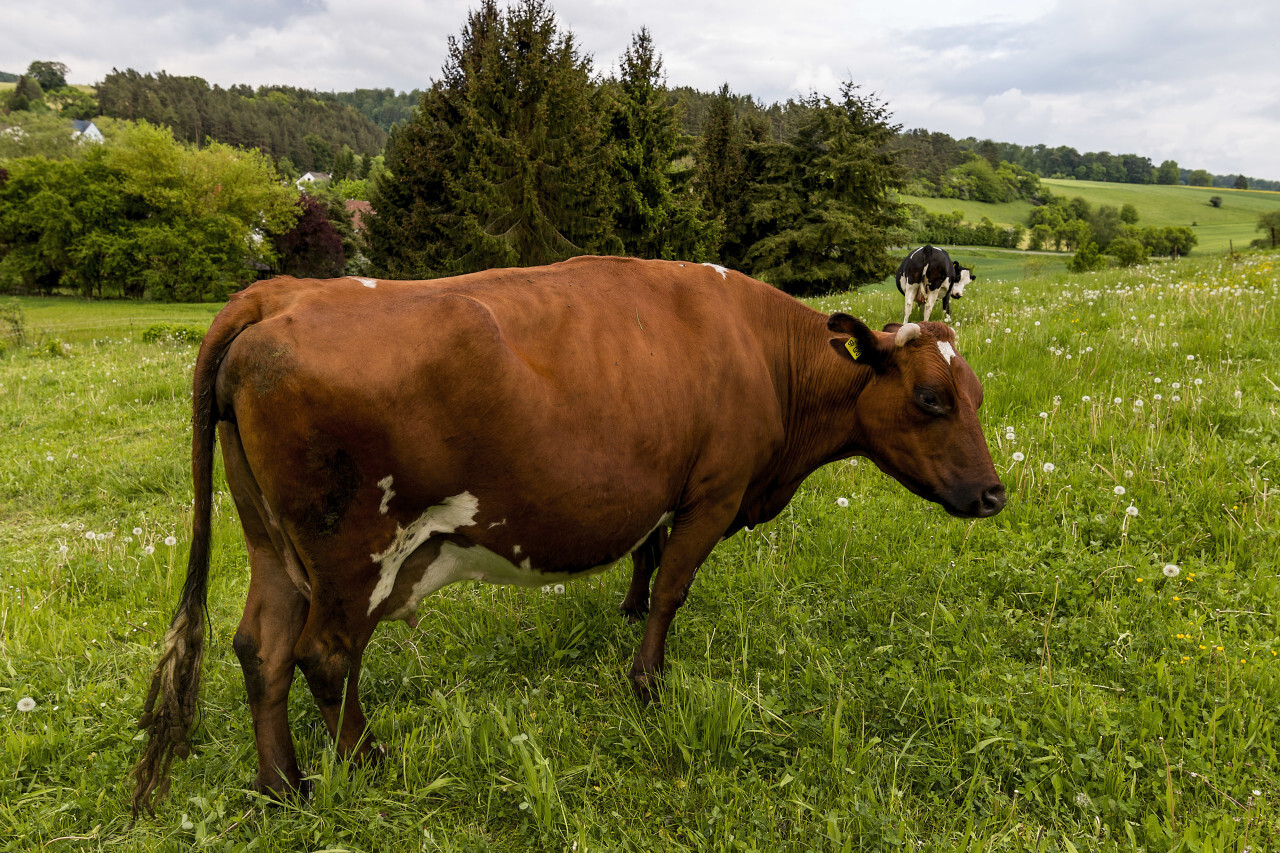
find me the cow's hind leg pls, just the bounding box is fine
[222,425,310,797]
[294,583,381,764]
[901,278,916,325]
[232,550,308,796]
[620,526,667,621]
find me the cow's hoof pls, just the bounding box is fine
[629,670,661,705]
[250,774,310,803]
[619,603,648,623]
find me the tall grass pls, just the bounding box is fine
[2,253,1278,851]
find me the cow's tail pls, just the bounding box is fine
[131,292,263,817]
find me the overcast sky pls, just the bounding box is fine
[5,0,1276,180]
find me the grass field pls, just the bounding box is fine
[907,181,1280,257]
[3,253,1279,851]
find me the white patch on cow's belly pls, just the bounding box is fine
[353,277,377,288]
[937,341,956,364]
[702,263,729,278]
[381,510,675,622]
[367,492,479,615]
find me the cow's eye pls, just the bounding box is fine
[914,387,949,415]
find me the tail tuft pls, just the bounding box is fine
[130,606,206,817]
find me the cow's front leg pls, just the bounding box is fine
[628,502,734,703]
[942,292,952,321]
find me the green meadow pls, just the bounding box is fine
[906,181,1280,256]
[2,253,1279,851]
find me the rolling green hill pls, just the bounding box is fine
[1042,179,1280,253]
[904,180,1280,255]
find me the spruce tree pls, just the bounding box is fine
[743,84,908,296]
[368,0,617,276]
[605,29,717,261]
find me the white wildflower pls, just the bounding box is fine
[1126,505,1139,517]
[836,497,849,508]
[1162,564,1180,578]
[1012,452,1024,462]
[17,697,36,712]
[1042,462,1055,473]
[1114,486,1126,496]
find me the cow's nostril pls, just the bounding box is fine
[981,484,1007,516]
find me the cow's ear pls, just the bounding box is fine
[828,313,890,372]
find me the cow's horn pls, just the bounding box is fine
[895,323,921,347]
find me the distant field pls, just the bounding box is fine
[900,194,1035,231]
[904,181,1280,256]
[1042,179,1280,253]
[11,297,225,344]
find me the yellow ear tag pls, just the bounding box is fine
[844,337,861,359]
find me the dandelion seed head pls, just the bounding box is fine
[1163,564,1180,578]
[1126,505,1139,517]
[1082,395,1091,403]
[1012,452,1024,462]
[836,497,849,508]
[1042,462,1055,473]
[1114,486,1126,495]
[132,527,142,536]
[164,536,177,547]
[17,697,36,712]
[553,583,566,594]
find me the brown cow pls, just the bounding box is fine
[131,256,1004,813]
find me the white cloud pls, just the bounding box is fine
[2,0,1275,178]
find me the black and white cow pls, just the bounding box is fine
[896,246,974,324]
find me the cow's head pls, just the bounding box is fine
[950,263,973,299]
[827,314,1004,518]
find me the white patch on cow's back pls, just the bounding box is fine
[353,277,377,288]
[367,492,479,615]
[702,263,729,278]
[377,475,395,515]
[937,341,956,364]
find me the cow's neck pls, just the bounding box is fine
[763,304,876,484]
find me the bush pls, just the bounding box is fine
[141,323,205,345]
[1067,242,1108,273]
[1107,236,1148,267]
[1,299,27,346]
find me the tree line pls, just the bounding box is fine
[365,0,906,296]
[94,70,387,175]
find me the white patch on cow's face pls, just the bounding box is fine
[937,341,956,364]
[367,492,479,615]
[951,269,970,298]
[702,263,729,278]
[379,511,674,622]
[377,475,395,515]
[512,544,522,556]
[354,277,377,288]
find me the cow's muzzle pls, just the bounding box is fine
[944,483,1006,518]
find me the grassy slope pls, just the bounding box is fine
[2,255,1279,851]
[905,181,1280,256]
